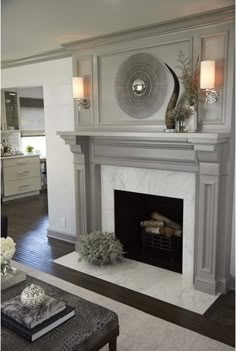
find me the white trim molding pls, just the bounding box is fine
[2,6,234,70]
[2,49,71,69]
[62,6,234,53]
[47,229,76,244]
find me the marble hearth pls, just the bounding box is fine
[58,131,231,295]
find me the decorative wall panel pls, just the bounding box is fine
[70,10,234,133]
[114,53,169,119]
[97,40,190,127]
[74,55,94,126]
[200,32,228,125]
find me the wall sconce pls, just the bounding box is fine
[200,60,219,104]
[72,77,90,109]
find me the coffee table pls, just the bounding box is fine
[1,275,119,351]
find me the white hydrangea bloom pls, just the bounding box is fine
[1,236,16,262]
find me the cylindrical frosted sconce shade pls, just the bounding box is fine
[72,77,84,99]
[200,60,215,89]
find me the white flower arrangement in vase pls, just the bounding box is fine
[1,236,16,275]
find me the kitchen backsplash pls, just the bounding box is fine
[1,132,21,151]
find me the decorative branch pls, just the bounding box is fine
[176,51,202,106]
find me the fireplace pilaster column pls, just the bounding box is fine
[89,142,102,232]
[194,144,222,294]
[63,136,91,250]
[68,137,102,249]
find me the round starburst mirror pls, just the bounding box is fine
[114,53,169,119]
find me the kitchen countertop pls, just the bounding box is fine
[1,154,46,160]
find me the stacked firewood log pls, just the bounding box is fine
[140,211,182,237]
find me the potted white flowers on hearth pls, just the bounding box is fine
[1,236,16,276]
[78,231,124,266]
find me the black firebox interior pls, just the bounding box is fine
[114,190,183,273]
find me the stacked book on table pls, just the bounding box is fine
[1,294,75,342]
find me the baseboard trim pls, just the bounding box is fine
[194,277,216,295]
[194,275,234,295]
[2,191,40,202]
[216,276,230,294]
[47,229,76,244]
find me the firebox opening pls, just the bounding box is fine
[114,190,183,274]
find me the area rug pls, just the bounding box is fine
[12,261,233,351]
[54,251,219,314]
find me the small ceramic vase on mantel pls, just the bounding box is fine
[187,106,198,132]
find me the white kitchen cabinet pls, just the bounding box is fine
[1,155,41,201]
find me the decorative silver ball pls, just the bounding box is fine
[21,284,45,307]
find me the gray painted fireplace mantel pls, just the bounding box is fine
[58,130,232,295]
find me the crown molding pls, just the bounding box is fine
[1,48,71,70]
[62,6,235,52]
[1,5,234,69]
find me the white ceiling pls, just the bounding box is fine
[1,0,234,62]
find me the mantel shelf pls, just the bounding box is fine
[57,130,230,145]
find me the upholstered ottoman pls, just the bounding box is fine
[1,276,119,351]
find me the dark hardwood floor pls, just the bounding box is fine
[1,191,74,269]
[1,192,235,347]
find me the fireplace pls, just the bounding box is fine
[59,131,231,295]
[114,190,183,273]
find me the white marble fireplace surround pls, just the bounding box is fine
[58,131,232,296]
[101,165,196,277]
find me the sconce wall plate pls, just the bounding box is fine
[204,89,219,104]
[76,98,90,109]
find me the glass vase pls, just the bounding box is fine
[1,260,15,276]
[175,119,187,133]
